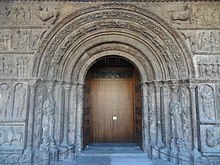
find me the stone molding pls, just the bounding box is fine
[0,0,218,2]
[32,3,195,81]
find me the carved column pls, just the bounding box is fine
[61,83,71,146]
[75,83,84,153]
[26,81,38,153]
[142,83,149,153]
[162,83,170,148]
[188,83,200,158]
[155,82,164,148]
[47,82,56,147]
[68,84,77,145]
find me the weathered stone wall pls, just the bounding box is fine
[0,1,219,164]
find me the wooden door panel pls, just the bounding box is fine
[91,79,134,143]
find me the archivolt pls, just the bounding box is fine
[33,3,195,82]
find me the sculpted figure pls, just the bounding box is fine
[201,85,215,120]
[35,5,59,24]
[169,92,183,139]
[1,7,10,24]
[206,127,220,147]
[0,129,7,146]
[20,31,30,51]
[162,51,177,79]
[0,84,10,118]
[14,84,26,118]
[13,30,21,50]
[212,62,218,77]
[31,33,42,50]
[42,91,55,142]
[204,60,212,77]
[19,7,25,24]
[13,7,20,24]
[197,32,205,51]
[198,60,205,77]
[4,31,12,51]
[169,4,192,24]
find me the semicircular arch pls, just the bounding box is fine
[33,3,195,82]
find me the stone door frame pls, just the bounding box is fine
[32,3,195,156]
[74,52,149,153]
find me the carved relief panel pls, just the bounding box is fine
[197,57,220,79]
[13,84,27,119]
[179,85,191,146]
[200,125,220,155]
[164,4,220,28]
[0,4,59,27]
[168,84,191,160]
[0,124,25,151]
[181,30,220,55]
[198,84,216,121]
[0,84,12,118]
[0,83,28,120]
[0,29,45,52]
[0,55,31,77]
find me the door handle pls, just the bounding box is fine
[113,116,117,120]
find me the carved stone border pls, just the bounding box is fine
[32,3,195,81]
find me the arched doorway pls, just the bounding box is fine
[32,3,196,161]
[83,56,142,149]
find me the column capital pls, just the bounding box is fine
[188,83,197,90]
[63,82,72,91]
[29,81,38,90]
[140,82,148,88]
[77,82,85,88]
[46,81,56,92]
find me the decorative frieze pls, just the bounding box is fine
[0,55,31,78]
[166,5,220,28]
[90,70,133,79]
[0,29,45,52]
[198,58,220,79]
[0,1,219,164]
[181,30,220,55]
[35,4,190,80]
[0,5,59,26]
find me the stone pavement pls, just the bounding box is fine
[57,144,175,165]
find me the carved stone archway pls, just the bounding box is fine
[32,2,196,159]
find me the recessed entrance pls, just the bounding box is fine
[83,56,142,148]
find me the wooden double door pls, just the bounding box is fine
[90,78,134,143]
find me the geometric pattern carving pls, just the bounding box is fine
[90,70,133,78]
